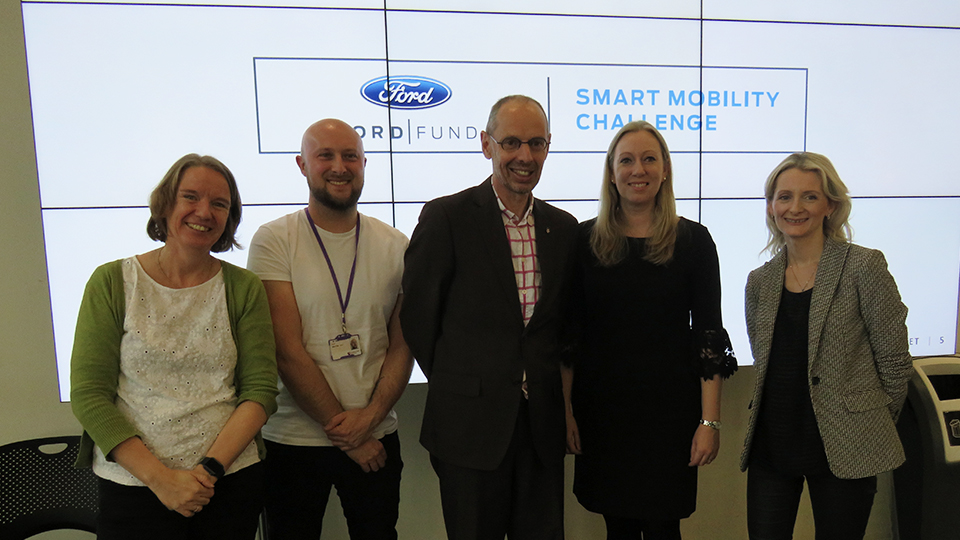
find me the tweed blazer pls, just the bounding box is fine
[740,238,912,479]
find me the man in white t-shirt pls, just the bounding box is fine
[247,118,412,539]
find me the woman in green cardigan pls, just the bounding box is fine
[70,154,278,539]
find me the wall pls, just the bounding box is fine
[1,1,953,538]
[0,0,79,444]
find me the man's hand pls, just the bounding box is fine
[344,437,387,473]
[325,408,378,451]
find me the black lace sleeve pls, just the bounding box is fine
[696,328,738,380]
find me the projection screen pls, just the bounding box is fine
[20,1,960,399]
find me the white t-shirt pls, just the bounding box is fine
[93,257,259,485]
[247,210,408,446]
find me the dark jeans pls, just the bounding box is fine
[263,432,402,540]
[602,515,681,540]
[747,459,877,540]
[97,461,265,540]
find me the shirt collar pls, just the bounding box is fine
[492,181,534,225]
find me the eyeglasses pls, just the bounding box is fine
[487,135,550,152]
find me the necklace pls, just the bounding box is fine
[157,247,171,282]
[789,262,817,292]
[157,247,215,287]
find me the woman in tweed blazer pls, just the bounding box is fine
[740,152,911,539]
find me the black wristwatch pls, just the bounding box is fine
[199,457,225,480]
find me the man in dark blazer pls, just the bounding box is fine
[401,95,578,540]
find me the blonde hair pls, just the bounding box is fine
[763,152,852,254]
[591,121,677,266]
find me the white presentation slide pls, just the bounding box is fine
[20,1,960,400]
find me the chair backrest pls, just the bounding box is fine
[0,436,98,539]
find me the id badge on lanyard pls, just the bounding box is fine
[329,332,362,361]
[305,209,363,361]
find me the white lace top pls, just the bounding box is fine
[93,256,259,485]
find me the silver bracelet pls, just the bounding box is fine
[700,419,722,430]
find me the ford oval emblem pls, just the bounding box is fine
[360,76,452,110]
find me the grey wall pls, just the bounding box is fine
[3,1,956,538]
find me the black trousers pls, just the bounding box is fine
[97,461,265,540]
[602,515,681,540]
[430,401,564,540]
[263,432,402,540]
[747,459,877,540]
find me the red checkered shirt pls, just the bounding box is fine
[494,186,540,325]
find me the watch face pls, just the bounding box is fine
[201,457,225,478]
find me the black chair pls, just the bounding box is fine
[0,436,98,539]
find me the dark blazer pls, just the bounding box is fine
[401,178,578,471]
[740,238,912,479]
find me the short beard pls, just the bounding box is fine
[312,185,361,212]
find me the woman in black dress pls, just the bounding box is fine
[563,121,737,539]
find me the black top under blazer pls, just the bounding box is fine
[400,178,578,471]
[741,238,912,479]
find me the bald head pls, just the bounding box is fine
[301,118,364,158]
[485,95,549,136]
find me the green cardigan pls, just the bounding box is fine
[70,258,278,468]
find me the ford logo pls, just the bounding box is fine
[360,76,452,109]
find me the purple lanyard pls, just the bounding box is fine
[304,208,360,334]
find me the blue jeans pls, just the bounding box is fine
[747,459,877,540]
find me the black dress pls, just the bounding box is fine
[569,218,737,519]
